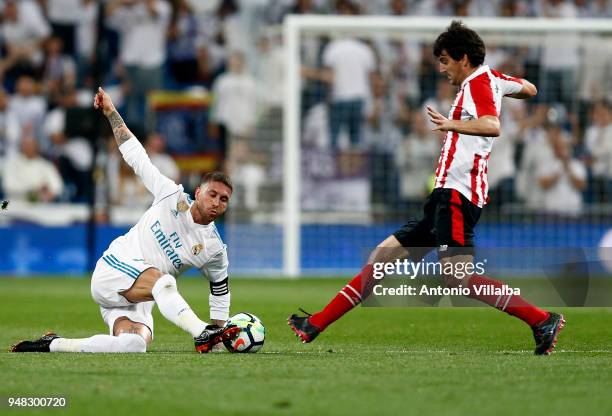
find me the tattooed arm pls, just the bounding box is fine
[106,110,134,147]
[94,86,179,202]
[94,87,134,147]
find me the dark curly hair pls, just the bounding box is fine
[433,20,486,67]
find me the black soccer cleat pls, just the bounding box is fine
[194,324,240,353]
[532,312,565,356]
[287,309,321,343]
[10,332,60,353]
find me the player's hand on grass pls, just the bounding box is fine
[427,106,454,132]
[93,87,116,117]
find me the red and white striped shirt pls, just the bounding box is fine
[434,65,523,207]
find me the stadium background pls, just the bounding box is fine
[0,0,611,277]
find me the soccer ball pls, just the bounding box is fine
[223,312,265,353]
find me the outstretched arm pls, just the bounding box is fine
[94,87,134,147]
[94,87,178,202]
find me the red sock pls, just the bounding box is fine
[466,275,549,327]
[309,264,374,331]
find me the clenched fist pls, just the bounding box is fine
[93,87,116,117]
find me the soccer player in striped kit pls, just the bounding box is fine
[289,21,565,355]
[11,88,240,354]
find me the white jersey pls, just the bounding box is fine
[103,137,230,316]
[434,65,523,207]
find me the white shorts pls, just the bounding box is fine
[91,253,156,336]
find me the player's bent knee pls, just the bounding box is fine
[443,274,464,288]
[116,333,147,353]
[369,236,407,264]
[151,274,177,298]
[121,268,165,303]
[113,317,153,345]
[141,267,163,281]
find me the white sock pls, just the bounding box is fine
[49,333,147,353]
[152,274,208,337]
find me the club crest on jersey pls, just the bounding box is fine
[192,243,203,256]
[177,200,189,213]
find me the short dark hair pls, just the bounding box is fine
[201,171,233,192]
[433,20,486,67]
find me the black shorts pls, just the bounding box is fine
[393,188,481,257]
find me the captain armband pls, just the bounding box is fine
[210,277,229,296]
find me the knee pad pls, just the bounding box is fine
[151,274,177,298]
[116,333,147,353]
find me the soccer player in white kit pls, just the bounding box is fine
[11,88,240,354]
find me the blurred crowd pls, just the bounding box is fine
[0,0,610,221]
[299,0,612,218]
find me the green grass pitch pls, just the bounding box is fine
[1,277,612,416]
